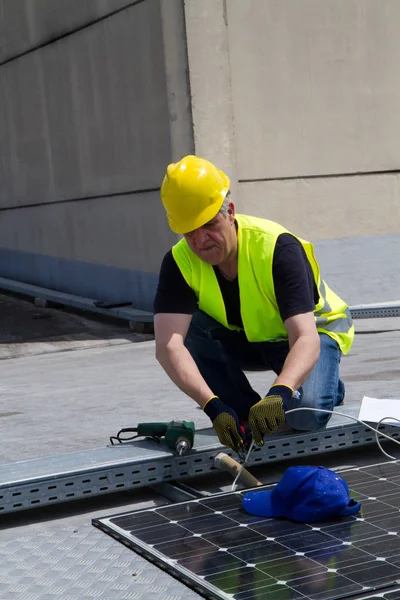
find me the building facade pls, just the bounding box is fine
[1,0,399,310]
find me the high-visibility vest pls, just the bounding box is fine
[172,214,354,354]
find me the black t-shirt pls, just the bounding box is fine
[153,233,319,328]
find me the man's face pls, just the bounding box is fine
[184,202,236,265]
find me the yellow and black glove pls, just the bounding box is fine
[203,396,245,452]
[248,384,293,446]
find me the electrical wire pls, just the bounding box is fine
[376,416,400,457]
[285,407,400,460]
[110,431,140,445]
[230,406,400,491]
[232,439,255,491]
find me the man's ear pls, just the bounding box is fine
[228,200,235,220]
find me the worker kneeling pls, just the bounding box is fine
[154,156,354,453]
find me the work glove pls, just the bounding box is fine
[248,384,293,446]
[203,396,246,452]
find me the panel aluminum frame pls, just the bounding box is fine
[94,517,228,600]
[94,459,400,600]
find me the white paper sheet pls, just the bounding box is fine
[358,396,400,426]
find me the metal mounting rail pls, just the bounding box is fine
[350,301,400,319]
[1,422,398,515]
[1,276,399,323]
[0,276,153,323]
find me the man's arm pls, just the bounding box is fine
[248,311,320,446]
[272,234,321,390]
[248,236,321,445]
[155,312,247,451]
[154,251,213,406]
[154,253,246,451]
[274,311,320,391]
[154,313,215,408]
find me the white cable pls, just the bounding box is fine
[285,407,400,461]
[375,416,400,459]
[231,406,400,491]
[231,439,255,492]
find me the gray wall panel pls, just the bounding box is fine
[0,0,133,62]
[183,0,237,191]
[314,233,400,306]
[0,246,159,310]
[3,0,398,307]
[227,0,400,180]
[237,176,400,304]
[0,192,176,272]
[0,187,176,310]
[0,0,171,208]
[159,0,194,161]
[238,173,400,241]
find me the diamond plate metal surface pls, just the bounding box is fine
[0,524,201,600]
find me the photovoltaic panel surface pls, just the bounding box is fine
[93,460,400,600]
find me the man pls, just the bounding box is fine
[154,155,354,453]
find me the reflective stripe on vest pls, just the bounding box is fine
[172,214,354,355]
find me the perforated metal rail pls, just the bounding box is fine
[350,302,400,319]
[1,423,398,515]
[0,275,398,323]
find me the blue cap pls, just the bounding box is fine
[242,466,361,523]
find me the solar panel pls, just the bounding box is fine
[93,460,400,600]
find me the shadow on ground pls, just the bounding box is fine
[0,292,153,359]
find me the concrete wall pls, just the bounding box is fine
[0,0,132,63]
[183,0,237,194]
[182,0,400,303]
[225,0,400,240]
[0,0,192,310]
[1,0,399,308]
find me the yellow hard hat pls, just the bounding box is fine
[160,155,230,234]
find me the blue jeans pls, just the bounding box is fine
[185,311,345,431]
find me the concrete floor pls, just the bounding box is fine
[0,291,151,359]
[0,293,399,464]
[1,291,400,599]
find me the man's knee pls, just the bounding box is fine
[285,391,333,432]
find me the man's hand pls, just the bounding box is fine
[203,397,245,452]
[248,385,293,446]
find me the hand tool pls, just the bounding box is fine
[110,420,195,455]
[214,452,263,488]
